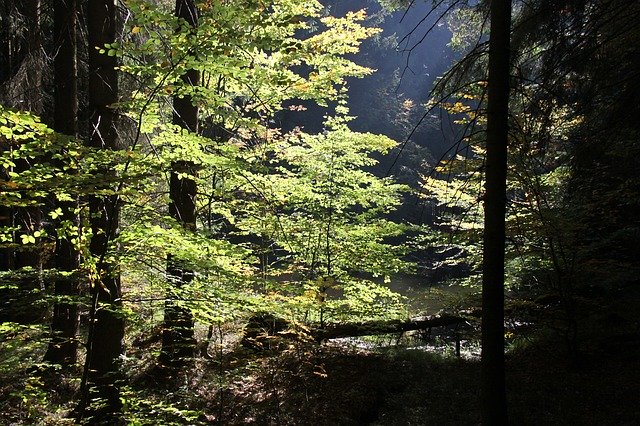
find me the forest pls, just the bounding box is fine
[1,0,639,424]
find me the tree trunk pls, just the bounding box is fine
[241,313,470,349]
[481,1,512,424]
[81,0,124,420]
[0,0,43,112]
[0,0,45,325]
[159,0,199,367]
[44,0,80,367]
[23,0,43,115]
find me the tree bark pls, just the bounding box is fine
[44,0,80,367]
[241,313,470,349]
[315,314,468,339]
[23,0,43,115]
[481,1,512,424]
[159,0,199,367]
[81,0,124,420]
[0,0,45,325]
[0,0,43,113]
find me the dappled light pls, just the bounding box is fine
[1,0,639,424]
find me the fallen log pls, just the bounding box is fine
[312,314,471,341]
[242,313,472,349]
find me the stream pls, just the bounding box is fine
[385,274,478,315]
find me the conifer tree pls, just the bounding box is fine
[81,0,124,419]
[44,0,80,366]
[481,0,511,423]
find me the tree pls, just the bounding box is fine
[235,113,409,328]
[112,0,387,349]
[159,0,199,367]
[0,0,43,114]
[562,0,640,296]
[43,0,80,367]
[481,0,511,423]
[2,0,417,420]
[0,0,45,324]
[81,0,125,419]
[407,1,512,419]
[385,1,513,417]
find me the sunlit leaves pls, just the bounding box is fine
[1,1,412,331]
[224,114,412,322]
[118,0,378,120]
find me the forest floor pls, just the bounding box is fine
[1,286,639,425]
[183,325,639,425]
[108,284,640,425]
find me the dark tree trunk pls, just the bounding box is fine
[23,0,43,115]
[0,0,45,325]
[52,0,78,137]
[481,1,512,424]
[0,0,9,268]
[80,0,124,420]
[44,0,80,367]
[0,0,43,112]
[159,0,199,367]
[241,313,469,349]
[0,2,20,266]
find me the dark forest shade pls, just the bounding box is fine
[481,0,511,424]
[159,0,199,367]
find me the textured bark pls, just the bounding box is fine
[241,314,469,349]
[81,0,124,420]
[159,0,199,367]
[22,0,43,115]
[481,1,512,424]
[44,0,80,367]
[315,314,468,339]
[0,0,43,112]
[0,0,45,324]
[52,0,78,138]
[0,2,16,272]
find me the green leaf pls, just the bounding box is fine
[49,208,63,219]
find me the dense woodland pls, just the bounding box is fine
[1,0,639,424]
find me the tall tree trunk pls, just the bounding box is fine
[23,0,43,115]
[0,0,45,324]
[159,0,199,367]
[80,0,124,420]
[0,0,43,112]
[481,1,512,424]
[44,0,80,366]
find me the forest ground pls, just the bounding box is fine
[186,285,640,426]
[1,285,639,425]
